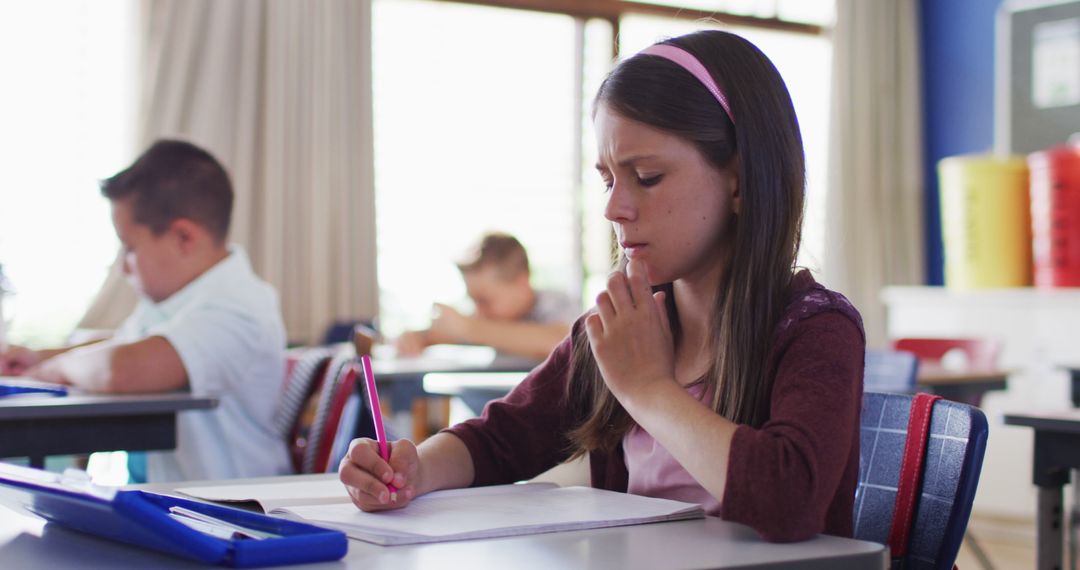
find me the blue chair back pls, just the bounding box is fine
[854,392,988,570]
[864,349,919,393]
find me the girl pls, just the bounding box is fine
[339,29,864,542]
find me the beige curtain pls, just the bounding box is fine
[79,0,377,344]
[824,0,925,348]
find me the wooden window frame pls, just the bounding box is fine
[431,0,824,38]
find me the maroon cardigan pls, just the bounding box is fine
[445,270,865,542]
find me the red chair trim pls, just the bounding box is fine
[888,392,943,560]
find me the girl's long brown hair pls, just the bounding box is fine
[567,30,805,454]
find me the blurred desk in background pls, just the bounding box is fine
[423,371,529,416]
[916,365,1010,406]
[1003,409,1080,570]
[369,345,538,440]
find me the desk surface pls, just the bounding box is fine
[0,473,888,570]
[0,392,218,465]
[1004,408,1080,433]
[0,392,217,419]
[915,366,1010,386]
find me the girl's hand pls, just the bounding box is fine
[339,438,421,512]
[584,258,675,402]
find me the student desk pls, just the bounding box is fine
[1003,409,1080,570]
[0,473,888,569]
[0,392,217,468]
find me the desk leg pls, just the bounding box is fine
[1072,470,1079,570]
[1039,485,1065,570]
[412,398,429,442]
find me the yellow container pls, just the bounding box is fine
[939,155,1031,288]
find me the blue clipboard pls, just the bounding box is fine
[0,464,348,567]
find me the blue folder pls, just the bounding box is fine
[0,377,68,397]
[0,464,348,567]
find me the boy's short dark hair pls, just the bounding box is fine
[101,139,233,243]
[456,232,530,281]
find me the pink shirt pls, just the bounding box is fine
[623,383,722,515]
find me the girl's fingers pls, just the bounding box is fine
[606,271,635,311]
[653,291,671,332]
[346,438,395,485]
[339,460,394,506]
[339,438,421,510]
[584,312,604,343]
[595,291,616,328]
[626,259,652,305]
[388,439,419,487]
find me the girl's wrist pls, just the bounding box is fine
[617,375,679,418]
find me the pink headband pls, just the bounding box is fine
[639,44,734,125]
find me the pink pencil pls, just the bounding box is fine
[360,354,397,498]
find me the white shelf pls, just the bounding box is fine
[883,286,1080,309]
[882,286,1080,369]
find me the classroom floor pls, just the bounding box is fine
[954,512,1036,570]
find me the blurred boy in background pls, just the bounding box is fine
[0,140,290,482]
[396,232,578,361]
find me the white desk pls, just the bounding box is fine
[0,474,888,569]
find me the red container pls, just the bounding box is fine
[1029,145,1080,287]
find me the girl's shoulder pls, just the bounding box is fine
[774,270,864,341]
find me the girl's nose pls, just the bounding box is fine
[603,181,637,223]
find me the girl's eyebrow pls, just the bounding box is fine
[595,154,660,170]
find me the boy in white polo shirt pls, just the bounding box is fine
[0,140,291,482]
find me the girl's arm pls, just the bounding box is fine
[415,432,475,494]
[442,333,579,486]
[617,381,738,499]
[618,314,862,542]
[587,260,862,542]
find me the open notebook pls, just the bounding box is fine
[176,479,704,546]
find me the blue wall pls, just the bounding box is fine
[919,0,1004,284]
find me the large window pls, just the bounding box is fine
[372,0,834,336]
[0,1,137,346]
[372,1,588,336]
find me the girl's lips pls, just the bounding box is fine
[621,242,647,257]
